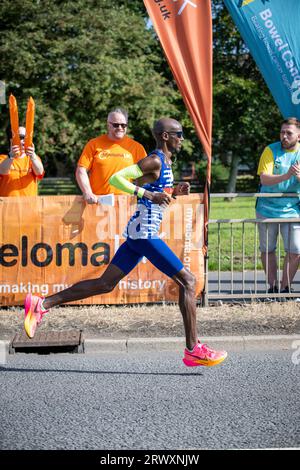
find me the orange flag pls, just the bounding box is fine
[143,0,212,163]
[9,94,21,151]
[143,0,213,253]
[24,97,35,149]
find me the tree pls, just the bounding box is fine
[0,0,181,175]
[0,0,284,189]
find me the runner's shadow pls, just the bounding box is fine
[0,367,203,377]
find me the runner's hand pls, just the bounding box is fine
[145,191,171,206]
[172,182,190,197]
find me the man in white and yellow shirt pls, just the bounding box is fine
[256,117,300,294]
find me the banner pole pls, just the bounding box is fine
[201,154,211,307]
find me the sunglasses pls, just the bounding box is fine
[167,131,184,138]
[109,122,127,129]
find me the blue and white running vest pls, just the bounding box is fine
[256,142,300,218]
[125,149,173,239]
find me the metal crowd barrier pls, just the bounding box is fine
[206,193,300,302]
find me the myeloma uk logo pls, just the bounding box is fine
[238,0,270,7]
[0,236,110,268]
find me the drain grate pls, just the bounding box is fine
[9,330,84,354]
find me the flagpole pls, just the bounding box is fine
[202,154,211,307]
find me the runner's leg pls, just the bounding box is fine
[172,268,197,350]
[126,238,197,349]
[43,264,126,309]
[24,241,142,338]
[43,240,142,308]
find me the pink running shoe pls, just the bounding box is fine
[24,293,48,339]
[183,341,227,367]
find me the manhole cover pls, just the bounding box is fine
[9,330,84,354]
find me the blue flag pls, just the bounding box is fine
[223,0,300,119]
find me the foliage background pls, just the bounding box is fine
[0,0,282,189]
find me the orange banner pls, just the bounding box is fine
[143,0,213,162]
[143,0,213,253]
[0,195,204,306]
[24,97,35,149]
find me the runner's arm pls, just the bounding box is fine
[109,157,171,205]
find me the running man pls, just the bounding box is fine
[24,118,227,368]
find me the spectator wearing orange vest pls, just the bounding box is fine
[76,108,147,203]
[0,126,44,196]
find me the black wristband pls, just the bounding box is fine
[133,186,139,197]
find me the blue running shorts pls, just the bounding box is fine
[111,238,184,278]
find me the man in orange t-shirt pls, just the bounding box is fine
[0,126,44,196]
[76,108,147,203]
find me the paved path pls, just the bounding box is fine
[1,349,299,450]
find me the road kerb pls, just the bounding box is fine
[84,335,300,354]
[2,335,299,356]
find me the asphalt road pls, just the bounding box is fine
[0,349,299,450]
